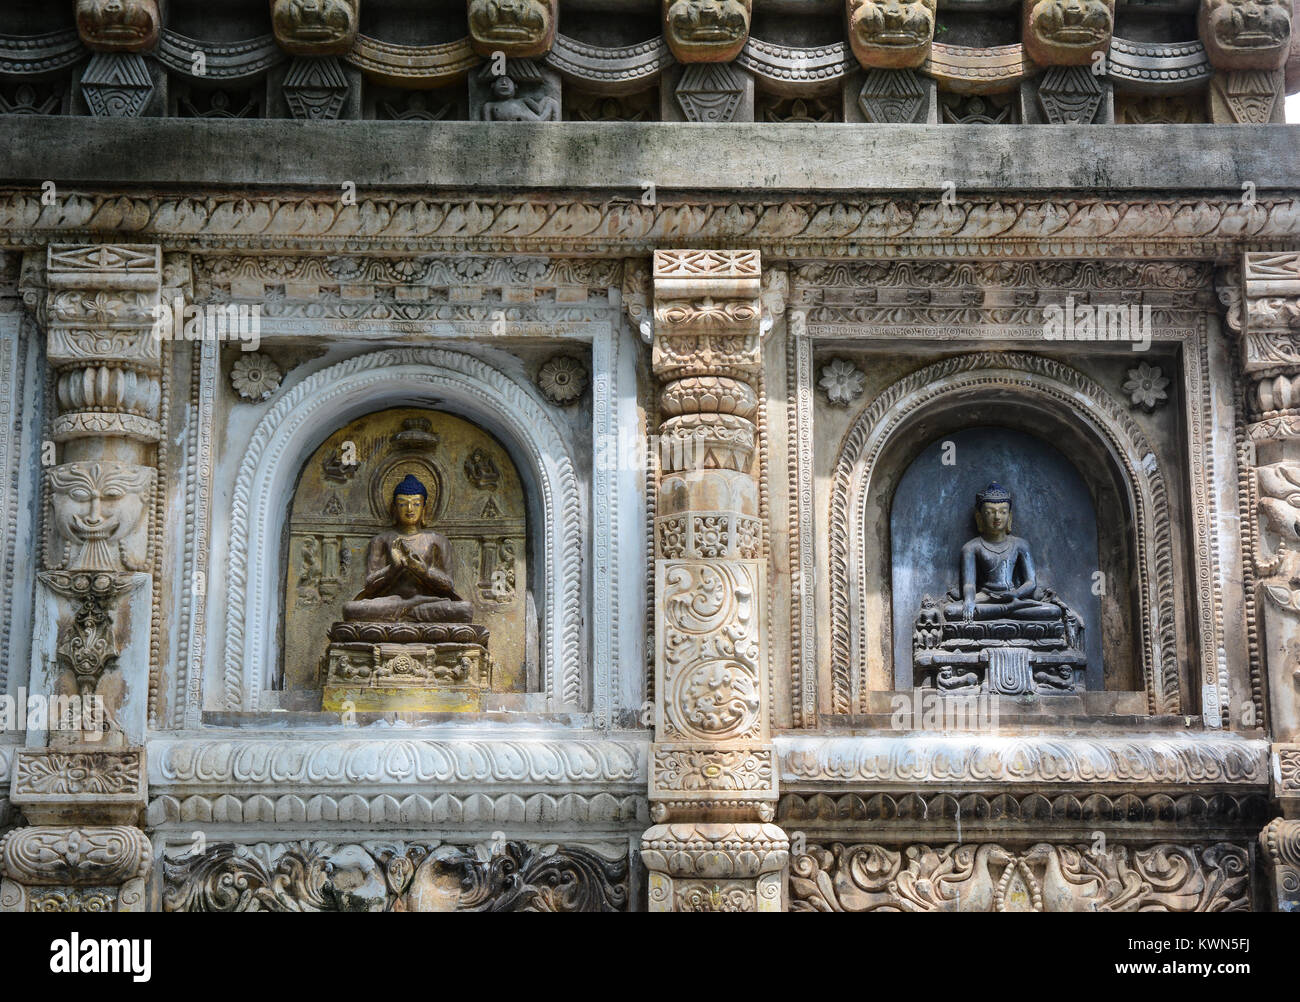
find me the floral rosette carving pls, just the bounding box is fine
[536,355,588,405]
[653,748,773,790]
[2,826,151,886]
[14,751,141,797]
[230,353,283,401]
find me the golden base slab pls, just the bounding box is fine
[321,640,488,713]
[321,684,484,713]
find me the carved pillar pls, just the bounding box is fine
[639,250,787,912]
[1019,0,1115,124]
[1224,250,1300,910]
[0,244,162,912]
[1200,0,1292,122]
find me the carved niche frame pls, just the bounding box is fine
[784,261,1241,728]
[174,255,643,731]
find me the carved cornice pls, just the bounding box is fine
[794,259,1214,334]
[194,253,621,300]
[735,38,856,97]
[154,31,287,81]
[4,190,1297,260]
[1107,38,1212,95]
[920,42,1035,94]
[148,789,647,828]
[345,35,479,88]
[543,34,672,95]
[0,31,86,77]
[779,789,1272,829]
[147,738,647,793]
[776,734,1271,788]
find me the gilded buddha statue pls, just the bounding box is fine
[341,474,473,624]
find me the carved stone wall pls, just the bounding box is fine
[0,4,1295,912]
[2,1,1291,123]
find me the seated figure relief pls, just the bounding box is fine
[663,0,752,62]
[1024,0,1114,65]
[341,475,474,625]
[913,482,1086,695]
[469,0,557,57]
[324,473,490,711]
[479,74,561,121]
[1199,0,1293,69]
[847,0,938,69]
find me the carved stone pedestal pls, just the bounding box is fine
[642,823,788,912]
[2,747,151,912]
[322,622,489,712]
[1260,818,1300,912]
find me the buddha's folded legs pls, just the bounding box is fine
[410,599,474,623]
[342,595,474,623]
[942,597,1064,621]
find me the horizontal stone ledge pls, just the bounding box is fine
[3,118,1299,193]
[147,735,647,792]
[775,732,1272,788]
[145,789,649,829]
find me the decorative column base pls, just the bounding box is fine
[1,747,151,912]
[1,825,152,912]
[641,823,788,912]
[1260,818,1300,912]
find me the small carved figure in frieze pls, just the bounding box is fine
[464,448,501,490]
[341,475,473,624]
[914,483,1086,695]
[663,0,752,63]
[1199,0,1293,69]
[479,75,561,121]
[847,0,937,70]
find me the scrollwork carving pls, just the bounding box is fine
[162,840,628,912]
[659,561,763,742]
[791,841,1251,911]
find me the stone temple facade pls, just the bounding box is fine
[0,0,1297,914]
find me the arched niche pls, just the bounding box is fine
[828,352,1182,716]
[281,407,535,697]
[223,348,584,713]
